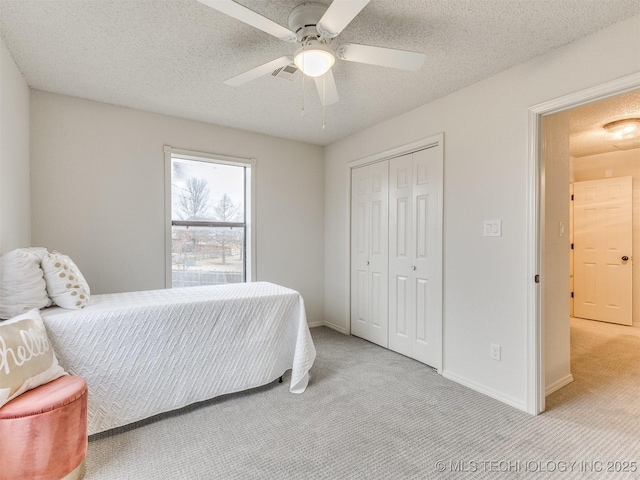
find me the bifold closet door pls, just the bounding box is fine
[389,147,443,369]
[350,161,389,347]
[388,153,413,357]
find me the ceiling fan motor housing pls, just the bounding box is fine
[288,3,329,42]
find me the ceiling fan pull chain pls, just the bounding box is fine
[301,44,305,117]
[322,74,326,130]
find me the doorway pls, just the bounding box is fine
[528,72,640,414]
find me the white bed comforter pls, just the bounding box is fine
[40,282,316,435]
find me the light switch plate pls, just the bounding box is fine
[484,220,502,237]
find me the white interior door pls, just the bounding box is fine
[573,176,633,325]
[388,147,443,369]
[411,147,443,367]
[351,166,370,340]
[350,162,389,347]
[389,153,413,356]
[368,161,389,346]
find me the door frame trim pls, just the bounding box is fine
[527,72,640,415]
[344,133,444,367]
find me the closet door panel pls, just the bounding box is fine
[350,161,389,347]
[351,166,370,340]
[415,278,429,342]
[395,275,409,336]
[396,197,410,259]
[355,270,368,325]
[367,161,389,346]
[411,147,443,368]
[389,154,413,356]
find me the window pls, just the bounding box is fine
[164,147,255,288]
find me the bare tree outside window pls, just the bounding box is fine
[212,193,241,265]
[213,193,240,222]
[177,178,211,220]
[170,156,247,287]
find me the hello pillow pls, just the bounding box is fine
[41,251,90,309]
[0,247,52,320]
[0,309,67,408]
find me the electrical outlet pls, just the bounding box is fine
[490,343,501,361]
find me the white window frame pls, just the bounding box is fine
[164,145,257,288]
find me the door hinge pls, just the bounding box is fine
[534,274,540,283]
[571,292,574,298]
[571,243,574,250]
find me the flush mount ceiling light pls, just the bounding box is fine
[603,118,640,139]
[294,42,336,77]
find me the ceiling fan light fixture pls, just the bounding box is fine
[294,44,335,77]
[603,118,640,139]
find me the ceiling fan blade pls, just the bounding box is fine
[197,0,297,43]
[336,43,426,71]
[224,56,292,87]
[317,0,371,39]
[314,69,339,106]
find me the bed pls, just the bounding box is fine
[39,281,316,435]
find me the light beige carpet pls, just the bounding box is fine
[85,321,640,479]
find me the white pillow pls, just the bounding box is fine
[0,309,67,408]
[0,247,52,320]
[41,251,90,309]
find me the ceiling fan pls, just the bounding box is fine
[197,0,426,106]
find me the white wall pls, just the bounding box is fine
[30,91,324,325]
[542,111,572,394]
[324,16,640,409]
[572,148,640,327]
[0,38,31,254]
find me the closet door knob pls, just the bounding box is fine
[366,261,370,265]
[412,266,417,271]
[622,256,629,261]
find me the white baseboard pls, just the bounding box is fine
[545,374,574,396]
[323,322,349,335]
[442,370,527,412]
[307,321,324,328]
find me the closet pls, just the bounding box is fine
[350,144,443,370]
[350,160,389,347]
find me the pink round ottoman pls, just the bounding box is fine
[0,376,88,480]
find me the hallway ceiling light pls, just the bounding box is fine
[603,118,640,139]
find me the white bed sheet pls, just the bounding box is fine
[40,282,316,435]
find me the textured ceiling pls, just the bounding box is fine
[1,0,639,146]
[570,90,640,157]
